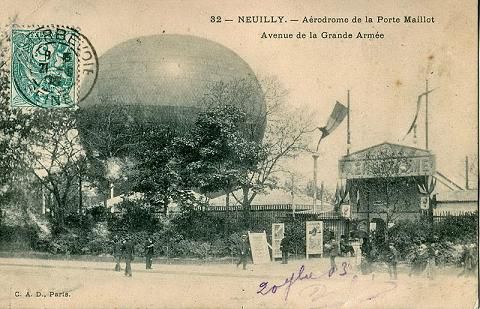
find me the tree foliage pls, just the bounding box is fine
[175,78,312,227]
[26,109,85,228]
[0,21,33,188]
[362,147,414,225]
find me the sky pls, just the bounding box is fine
[2,0,478,190]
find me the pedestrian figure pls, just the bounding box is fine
[387,243,399,280]
[425,242,438,279]
[418,242,429,274]
[122,236,135,277]
[113,236,123,272]
[360,237,372,275]
[459,244,476,277]
[145,237,154,269]
[328,238,339,272]
[236,234,249,270]
[340,234,355,257]
[409,240,428,276]
[280,233,290,264]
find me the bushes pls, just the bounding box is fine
[171,210,227,241]
[110,226,241,258]
[387,218,432,259]
[46,222,112,255]
[434,213,478,243]
[383,216,477,264]
[0,199,256,258]
[0,224,39,251]
[285,219,306,255]
[108,200,159,233]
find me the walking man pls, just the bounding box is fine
[280,233,290,264]
[329,238,339,272]
[113,236,122,272]
[122,236,135,277]
[236,234,249,270]
[387,243,399,280]
[145,237,154,269]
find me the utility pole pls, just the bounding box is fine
[466,156,470,190]
[291,173,296,218]
[425,79,429,150]
[347,90,351,155]
[312,153,319,212]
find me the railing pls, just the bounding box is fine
[433,210,478,223]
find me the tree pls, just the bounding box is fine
[1,22,84,231]
[177,77,313,227]
[27,109,85,229]
[232,78,312,227]
[0,20,33,188]
[129,124,182,215]
[0,20,38,227]
[175,99,263,195]
[77,103,143,200]
[361,147,415,237]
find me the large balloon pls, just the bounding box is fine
[79,34,265,140]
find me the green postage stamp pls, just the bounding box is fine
[10,26,79,108]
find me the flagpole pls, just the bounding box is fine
[347,90,351,155]
[313,101,348,213]
[312,153,319,212]
[425,79,429,150]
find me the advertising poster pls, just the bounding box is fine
[272,223,285,259]
[306,221,324,257]
[248,231,271,264]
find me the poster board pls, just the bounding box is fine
[341,204,351,218]
[272,223,285,259]
[420,196,430,210]
[248,231,271,264]
[306,221,323,258]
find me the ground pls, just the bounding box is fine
[0,256,477,309]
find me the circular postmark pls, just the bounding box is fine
[10,25,98,108]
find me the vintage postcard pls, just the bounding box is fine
[0,0,478,308]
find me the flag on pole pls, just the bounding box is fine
[317,101,348,145]
[403,88,436,140]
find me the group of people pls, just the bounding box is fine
[237,232,291,268]
[360,236,424,280]
[407,239,438,278]
[114,233,477,280]
[112,236,155,277]
[324,234,358,273]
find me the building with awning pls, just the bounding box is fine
[338,142,436,233]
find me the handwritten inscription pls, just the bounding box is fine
[256,262,399,307]
[257,263,353,301]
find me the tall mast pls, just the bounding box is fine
[466,156,470,190]
[347,90,351,155]
[425,79,429,150]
